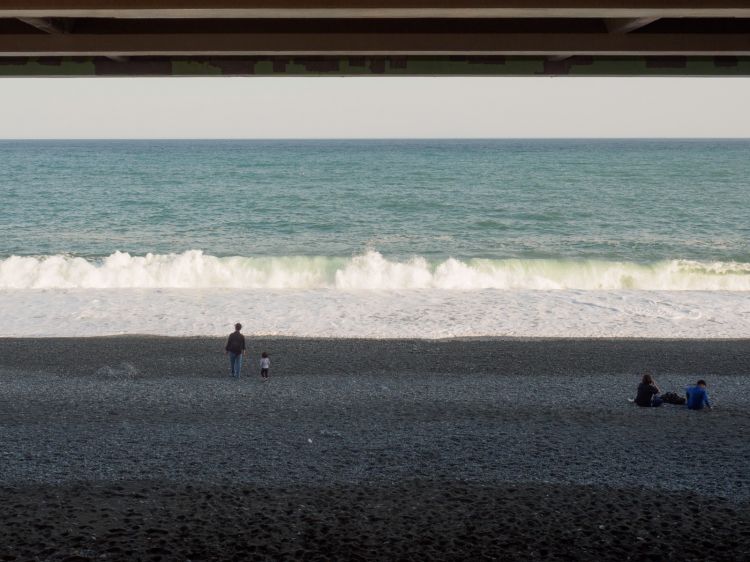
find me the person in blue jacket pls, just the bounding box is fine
[685,379,712,410]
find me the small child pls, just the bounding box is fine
[260,352,270,381]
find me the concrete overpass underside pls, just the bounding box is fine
[2,1,750,76]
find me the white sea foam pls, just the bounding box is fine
[2,250,750,291]
[0,288,748,338]
[2,251,749,338]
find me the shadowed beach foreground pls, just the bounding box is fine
[1,337,749,561]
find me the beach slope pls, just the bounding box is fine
[1,337,749,561]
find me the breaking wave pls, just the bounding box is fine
[2,250,750,291]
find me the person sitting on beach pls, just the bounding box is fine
[260,351,270,381]
[225,323,246,378]
[686,379,712,410]
[634,373,662,407]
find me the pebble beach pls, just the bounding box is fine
[1,336,749,561]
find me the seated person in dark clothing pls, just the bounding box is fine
[635,373,662,407]
[686,379,712,410]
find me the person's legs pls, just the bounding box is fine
[229,352,241,377]
[652,395,663,407]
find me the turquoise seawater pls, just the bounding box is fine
[2,139,749,262]
[2,139,750,337]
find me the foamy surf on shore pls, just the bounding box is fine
[1,250,749,338]
[3,250,750,291]
[1,286,748,338]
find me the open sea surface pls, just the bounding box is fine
[1,139,749,337]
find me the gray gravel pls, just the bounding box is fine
[1,337,749,500]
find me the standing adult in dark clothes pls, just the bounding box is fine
[225,323,246,378]
[635,373,662,407]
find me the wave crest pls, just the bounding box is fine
[1,250,750,290]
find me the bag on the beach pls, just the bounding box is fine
[660,392,686,405]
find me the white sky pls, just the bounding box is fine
[2,76,750,138]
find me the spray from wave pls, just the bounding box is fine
[2,250,750,291]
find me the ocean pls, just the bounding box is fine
[1,139,749,338]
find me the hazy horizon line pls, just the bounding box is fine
[2,136,750,141]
